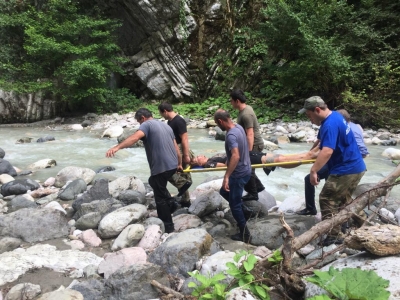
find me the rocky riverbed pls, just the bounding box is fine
[1,112,400,300]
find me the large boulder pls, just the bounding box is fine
[27,158,57,170]
[72,178,110,211]
[54,166,96,188]
[0,158,17,176]
[98,204,148,238]
[0,244,102,286]
[0,237,22,254]
[103,263,170,300]
[73,198,122,221]
[111,224,145,251]
[109,176,146,198]
[188,190,223,217]
[148,228,215,277]
[8,195,37,212]
[101,126,124,138]
[58,178,87,200]
[0,208,69,242]
[1,179,40,196]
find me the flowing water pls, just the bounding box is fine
[1,126,399,202]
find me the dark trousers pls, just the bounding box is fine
[244,145,265,195]
[220,175,251,228]
[148,169,176,228]
[304,164,329,211]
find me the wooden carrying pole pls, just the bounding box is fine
[182,159,316,173]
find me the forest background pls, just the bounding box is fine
[0,0,399,127]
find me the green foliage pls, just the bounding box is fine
[267,250,283,265]
[306,266,390,300]
[188,270,227,300]
[96,88,141,114]
[226,250,270,300]
[0,0,125,111]
[188,250,270,300]
[307,296,333,300]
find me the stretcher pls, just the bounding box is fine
[182,159,316,173]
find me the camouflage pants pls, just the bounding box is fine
[319,171,366,237]
[168,146,194,203]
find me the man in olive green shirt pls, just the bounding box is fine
[230,89,265,201]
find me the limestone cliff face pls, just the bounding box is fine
[0,90,56,123]
[111,0,226,100]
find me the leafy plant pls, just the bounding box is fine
[267,250,283,264]
[306,267,390,300]
[226,250,270,300]
[307,296,333,300]
[187,270,227,300]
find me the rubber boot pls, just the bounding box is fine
[230,225,251,243]
[156,201,175,233]
[243,175,258,200]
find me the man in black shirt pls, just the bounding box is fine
[159,103,193,207]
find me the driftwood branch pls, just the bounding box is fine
[258,164,400,269]
[151,280,185,299]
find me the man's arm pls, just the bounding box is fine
[310,139,320,150]
[174,139,183,171]
[180,132,191,164]
[222,147,240,191]
[310,146,333,185]
[106,130,145,157]
[245,127,254,150]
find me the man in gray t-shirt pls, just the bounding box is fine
[214,109,252,243]
[106,108,182,233]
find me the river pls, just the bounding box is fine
[1,126,399,202]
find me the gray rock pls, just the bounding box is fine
[71,279,105,300]
[58,178,87,201]
[36,135,55,143]
[72,178,110,211]
[0,208,69,242]
[73,198,122,220]
[5,283,41,300]
[1,179,39,196]
[54,166,96,188]
[142,217,165,233]
[241,200,268,218]
[249,215,316,249]
[104,264,170,300]
[81,120,92,127]
[0,159,17,177]
[8,195,37,212]
[95,166,115,173]
[117,129,143,148]
[188,190,222,217]
[16,137,33,144]
[0,237,22,254]
[117,190,146,205]
[148,228,214,277]
[75,212,102,230]
[258,190,277,210]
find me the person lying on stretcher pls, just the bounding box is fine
[190,148,319,175]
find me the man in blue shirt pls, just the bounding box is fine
[214,109,252,243]
[299,96,367,246]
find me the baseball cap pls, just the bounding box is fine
[298,96,326,114]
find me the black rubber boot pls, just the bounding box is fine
[231,225,251,243]
[156,201,174,233]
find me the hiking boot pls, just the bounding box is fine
[164,223,175,234]
[231,225,251,243]
[167,198,179,214]
[296,208,317,216]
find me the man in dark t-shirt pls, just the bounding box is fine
[159,103,193,207]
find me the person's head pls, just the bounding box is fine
[337,109,351,123]
[229,89,246,109]
[0,148,5,159]
[190,155,209,167]
[298,96,328,125]
[135,108,153,124]
[158,102,173,114]
[214,109,231,131]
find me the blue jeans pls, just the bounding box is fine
[220,175,251,228]
[304,164,330,211]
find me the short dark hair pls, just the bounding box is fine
[135,108,153,120]
[214,109,231,122]
[230,89,246,103]
[158,102,173,112]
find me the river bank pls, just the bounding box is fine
[1,112,400,299]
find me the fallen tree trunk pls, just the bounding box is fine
[255,164,400,284]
